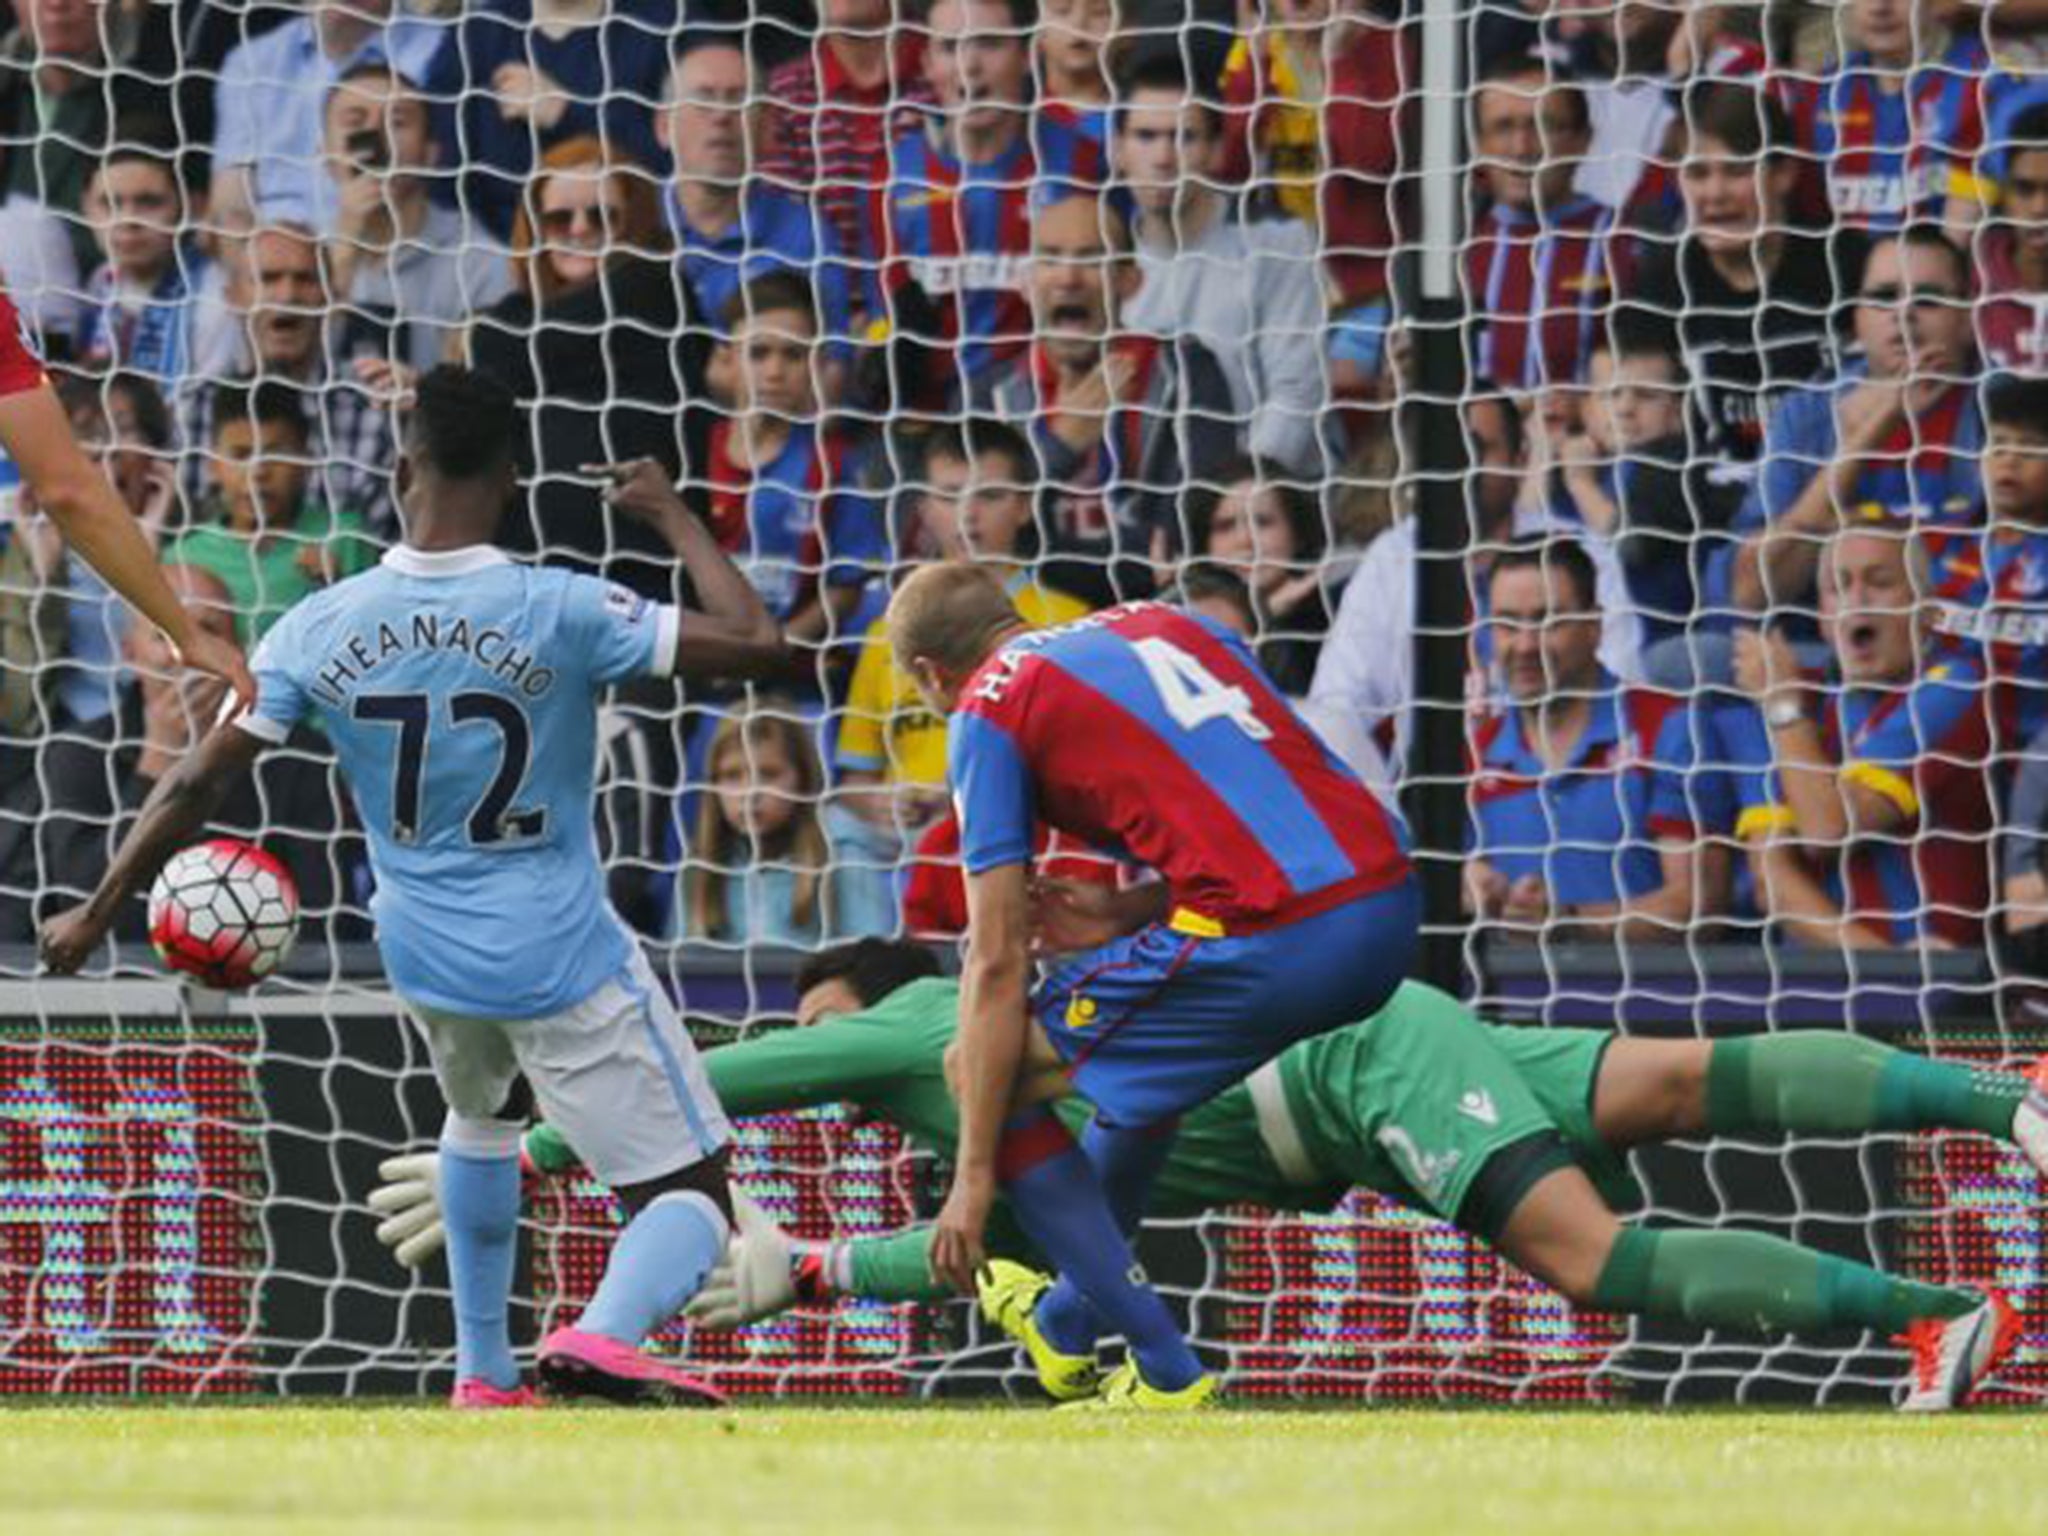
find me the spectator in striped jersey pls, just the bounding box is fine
[1722,227,1980,627]
[758,0,934,262]
[860,0,1105,408]
[1038,0,1117,147]
[1728,520,1994,951]
[702,270,885,668]
[1975,101,2048,375]
[1927,372,2048,759]
[1465,59,1632,396]
[657,33,854,384]
[1781,0,1990,244]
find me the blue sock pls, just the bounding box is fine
[997,1107,1204,1391]
[1086,1118,1181,1229]
[1035,1118,1180,1355]
[440,1147,522,1390]
[578,1191,729,1346]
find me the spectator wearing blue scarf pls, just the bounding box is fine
[75,145,212,390]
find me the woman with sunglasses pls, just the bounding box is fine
[466,135,716,601]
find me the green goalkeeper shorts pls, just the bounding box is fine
[1281,988,1640,1242]
[1484,1025,1641,1216]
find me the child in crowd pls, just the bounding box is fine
[1039,0,1118,145]
[680,705,894,946]
[167,382,378,647]
[1181,463,1330,695]
[76,145,213,385]
[1930,373,2048,758]
[706,271,886,676]
[1554,327,1744,646]
[836,417,1090,837]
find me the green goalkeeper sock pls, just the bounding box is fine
[1592,1226,1977,1337]
[847,1229,952,1304]
[1706,1034,2026,1141]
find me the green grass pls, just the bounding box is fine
[0,1405,2041,1536]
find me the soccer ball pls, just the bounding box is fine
[147,839,300,990]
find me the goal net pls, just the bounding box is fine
[1,0,2045,1404]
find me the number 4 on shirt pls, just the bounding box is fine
[1133,637,1271,741]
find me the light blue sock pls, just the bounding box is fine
[579,1192,730,1346]
[440,1147,522,1390]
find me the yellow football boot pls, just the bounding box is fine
[976,1259,1101,1402]
[1060,1360,1220,1413]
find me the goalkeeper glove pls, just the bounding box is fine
[368,1151,446,1268]
[684,1190,841,1329]
[369,1137,552,1268]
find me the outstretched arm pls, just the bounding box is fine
[930,860,1033,1291]
[588,459,788,680]
[0,385,254,706]
[38,723,267,972]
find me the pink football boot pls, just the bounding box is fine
[450,1378,540,1410]
[537,1327,728,1407]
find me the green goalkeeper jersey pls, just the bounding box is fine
[526,977,1330,1209]
[523,976,1625,1301]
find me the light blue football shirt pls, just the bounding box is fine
[239,544,678,1018]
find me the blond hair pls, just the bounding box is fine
[887,561,1025,677]
[685,706,831,941]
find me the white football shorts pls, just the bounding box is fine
[405,948,732,1188]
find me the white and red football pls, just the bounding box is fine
[146,839,300,990]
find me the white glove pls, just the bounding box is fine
[369,1151,446,1268]
[685,1189,800,1329]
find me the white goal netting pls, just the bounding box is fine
[1,0,2045,1403]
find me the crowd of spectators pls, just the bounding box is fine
[7,0,2048,968]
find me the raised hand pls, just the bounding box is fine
[583,458,688,529]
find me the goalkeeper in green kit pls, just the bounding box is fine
[372,939,2048,1411]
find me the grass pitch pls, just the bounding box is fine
[0,1405,2040,1536]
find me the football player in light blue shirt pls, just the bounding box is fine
[42,366,788,1407]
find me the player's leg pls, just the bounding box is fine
[1024,1114,1180,1361]
[1492,1160,1979,1340]
[1498,1026,2022,1407]
[1591,1035,2035,1159]
[579,1154,734,1349]
[411,1011,532,1406]
[1498,1157,2017,1412]
[974,1028,1210,1402]
[1011,876,1425,1409]
[516,956,735,1406]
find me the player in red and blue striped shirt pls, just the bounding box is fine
[1781,4,1988,232]
[859,0,1104,406]
[886,562,1416,1408]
